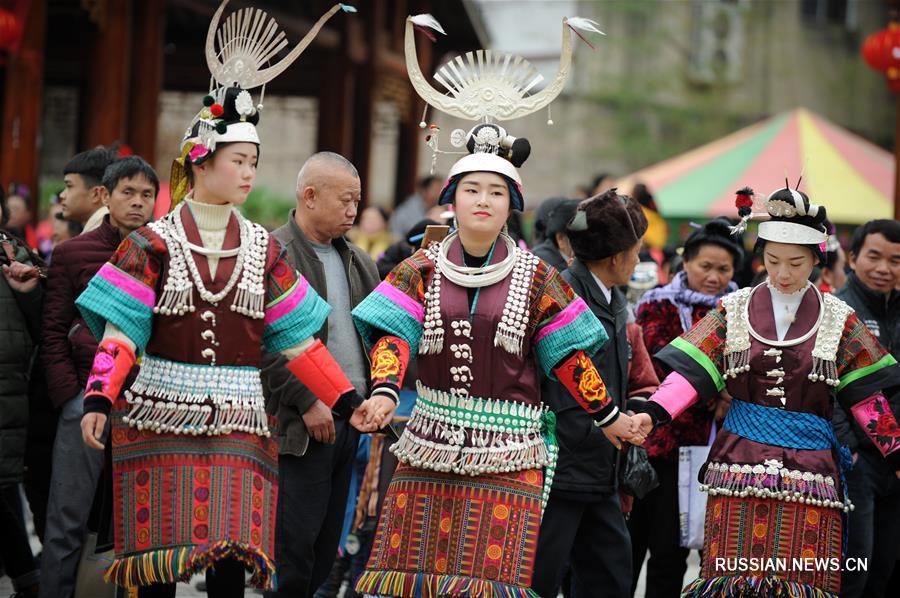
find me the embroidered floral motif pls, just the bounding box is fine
[110,230,165,288]
[836,312,887,375]
[371,336,407,387]
[86,345,118,394]
[851,394,900,457]
[85,339,136,404]
[573,352,607,409]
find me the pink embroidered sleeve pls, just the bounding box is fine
[850,393,900,458]
[649,371,700,422]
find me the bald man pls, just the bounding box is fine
[261,152,379,597]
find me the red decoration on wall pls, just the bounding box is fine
[861,23,900,94]
[0,8,22,51]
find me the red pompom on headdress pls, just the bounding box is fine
[730,186,755,235]
[734,186,754,216]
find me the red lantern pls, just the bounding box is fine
[0,8,21,51]
[862,30,889,70]
[861,22,900,94]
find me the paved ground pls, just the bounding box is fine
[1,487,699,596]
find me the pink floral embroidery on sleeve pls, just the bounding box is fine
[851,393,900,457]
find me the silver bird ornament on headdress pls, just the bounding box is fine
[204,0,356,107]
[406,12,602,175]
[170,0,355,208]
[405,13,603,125]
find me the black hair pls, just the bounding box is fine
[848,219,900,258]
[418,175,441,189]
[221,86,260,126]
[0,185,7,226]
[683,218,744,268]
[102,156,160,196]
[464,124,531,168]
[591,172,612,190]
[546,199,580,248]
[506,210,525,244]
[753,188,828,263]
[821,250,841,270]
[55,212,84,237]
[366,205,390,223]
[809,266,822,284]
[63,146,117,189]
[631,182,658,212]
[533,197,567,244]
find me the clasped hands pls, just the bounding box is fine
[349,393,398,433]
[599,411,655,449]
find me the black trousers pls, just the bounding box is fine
[841,450,900,598]
[266,418,359,598]
[627,457,689,598]
[0,484,39,591]
[136,558,245,598]
[531,492,632,598]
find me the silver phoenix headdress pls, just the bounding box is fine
[170,0,355,207]
[404,13,603,182]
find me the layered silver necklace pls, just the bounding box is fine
[149,203,268,319]
[421,231,538,357]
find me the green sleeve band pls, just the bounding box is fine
[837,354,898,393]
[671,336,726,392]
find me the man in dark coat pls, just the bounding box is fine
[1,199,43,597]
[261,152,380,597]
[39,156,157,598]
[833,219,900,598]
[532,190,649,598]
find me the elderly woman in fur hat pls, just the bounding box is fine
[351,124,640,597]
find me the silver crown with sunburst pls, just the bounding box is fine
[182,0,356,160]
[405,13,603,172]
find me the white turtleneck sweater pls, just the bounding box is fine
[767,281,809,341]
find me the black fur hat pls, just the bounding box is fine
[567,189,648,261]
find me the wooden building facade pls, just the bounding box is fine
[0,0,481,214]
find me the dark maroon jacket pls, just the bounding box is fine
[42,216,122,407]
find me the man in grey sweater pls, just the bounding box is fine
[262,152,379,597]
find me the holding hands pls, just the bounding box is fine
[600,411,651,449]
[349,393,398,433]
[632,412,654,440]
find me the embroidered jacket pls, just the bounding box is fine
[352,237,608,491]
[655,284,900,510]
[76,205,329,437]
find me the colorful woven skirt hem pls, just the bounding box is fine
[682,576,838,598]
[355,569,540,598]
[104,540,275,590]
